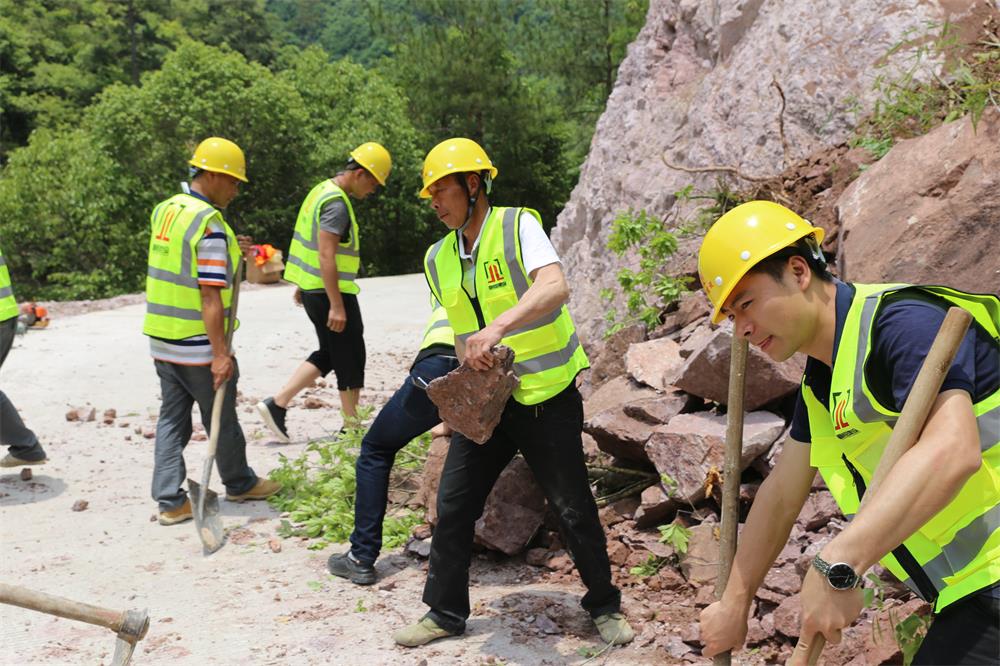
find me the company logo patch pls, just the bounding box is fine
[484,258,507,290]
[832,390,859,439]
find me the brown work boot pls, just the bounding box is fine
[158,499,193,526]
[225,478,281,502]
[0,453,47,468]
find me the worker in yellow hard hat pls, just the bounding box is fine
[144,137,280,526]
[392,138,634,649]
[697,201,999,665]
[258,142,391,441]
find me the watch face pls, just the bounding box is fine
[828,563,858,589]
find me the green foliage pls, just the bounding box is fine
[601,209,690,335]
[659,472,678,496]
[657,521,690,555]
[354,597,367,613]
[268,411,429,551]
[629,554,666,578]
[894,611,931,666]
[849,21,1000,158]
[0,41,426,297]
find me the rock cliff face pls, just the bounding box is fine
[552,0,979,343]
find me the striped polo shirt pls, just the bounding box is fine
[149,191,231,365]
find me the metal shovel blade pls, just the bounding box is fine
[110,608,149,666]
[188,478,224,555]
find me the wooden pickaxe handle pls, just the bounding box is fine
[803,306,973,665]
[714,334,749,666]
[0,582,150,639]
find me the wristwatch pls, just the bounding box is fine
[812,554,862,590]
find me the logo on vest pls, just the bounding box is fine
[483,258,507,290]
[832,390,859,439]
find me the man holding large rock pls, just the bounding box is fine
[697,201,999,665]
[393,137,633,648]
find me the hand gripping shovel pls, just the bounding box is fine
[0,583,150,665]
[189,258,244,555]
[799,306,973,666]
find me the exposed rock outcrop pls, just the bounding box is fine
[552,0,976,343]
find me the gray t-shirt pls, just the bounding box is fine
[319,199,350,243]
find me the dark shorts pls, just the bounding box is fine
[301,290,365,391]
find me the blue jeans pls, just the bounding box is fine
[349,353,458,564]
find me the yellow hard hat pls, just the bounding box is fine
[698,200,825,324]
[350,142,392,186]
[188,137,248,182]
[420,138,498,198]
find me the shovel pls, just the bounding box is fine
[799,306,973,665]
[189,258,244,555]
[0,583,149,665]
[714,334,749,666]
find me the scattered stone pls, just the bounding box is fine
[142,426,155,439]
[406,538,431,558]
[268,538,282,553]
[584,406,657,464]
[72,500,89,512]
[583,374,658,421]
[190,432,207,442]
[797,489,842,531]
[589,324,646,387]
[625,338,685,391]
[607,540,630,567]
[525,548,551,567]
[19,468,32,481]
[632,484,676,529]
[678,524,719,584]
[671,322,804,410]
[66,406,96,422]
[534,614,560,634]
[426,346,518,444]
[545,552,573,572]
[646,411,784,505]
[302,396,329,409]
[412,523,433,540]
[623,391,690,425]
[772,594,803,638]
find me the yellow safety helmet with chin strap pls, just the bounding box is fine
[420,138,498,198]
[350,142,392,186]
[698,200,825,324]
[188,137,248,183]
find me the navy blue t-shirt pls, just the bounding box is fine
[790,281,999,441]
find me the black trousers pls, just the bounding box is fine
[422,383,621,634]
[300,290,365,391]
[913,584,1000,665]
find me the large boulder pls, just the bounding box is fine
[419,438,546,556]
[550,0,972,343]
[583,374,658,421]
[625,337,685,391]
[838,107,1000,290]
[584,406,658,464]
[671,322,804,410]
[646,411,785,505]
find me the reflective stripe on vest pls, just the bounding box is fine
[423,206,589,405]
[0,249,18,322]
[805,282,1000,611]
[283,180,360,294]
[142,194,240,340]
[420,298,455,350]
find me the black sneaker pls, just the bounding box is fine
[328,551,376,585]
[256,397,290,443]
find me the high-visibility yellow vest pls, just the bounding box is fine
[423,207,589,405]
[284,180,360,295]
[803,283,1000,611]
[143,194,240,340]
[0,247,19,323]
[419,297,455,351]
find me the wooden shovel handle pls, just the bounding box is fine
[803,306,973,665]
[0,583,147,639]
[714,334,749,666]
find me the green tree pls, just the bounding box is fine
[376,0,574,229]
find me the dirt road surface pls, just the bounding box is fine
[0,275,662,665]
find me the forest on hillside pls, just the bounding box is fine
[0,0,647,299]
